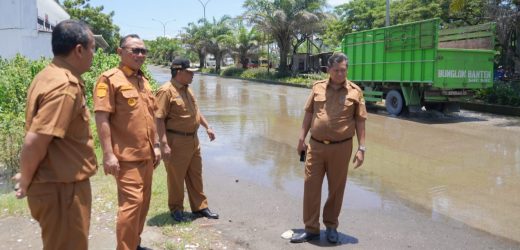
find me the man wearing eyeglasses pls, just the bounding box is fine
[291,52,367,244]
[155,59,219,222]
[14,20,97,250]
[93,34,160,250]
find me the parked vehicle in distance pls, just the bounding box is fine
[247,60,259,68]
[206,56,216,67]
[342,18,496,115]
[223,57,234,66]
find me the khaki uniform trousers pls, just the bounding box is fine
[27,179,91,250]
[303,138,353,234]
[116,160,153,250]
[165,133,208,212]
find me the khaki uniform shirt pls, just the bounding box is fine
[155,80,201,133]
[93,66,157,162]
[304,79,367,141]
[25,58,97,183]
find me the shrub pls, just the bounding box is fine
[220,66,245,77]
[475,81,520,107]
[0,51,157,177]
[200,68,217,74]
[240,67,276,80]
[0,55,47,178]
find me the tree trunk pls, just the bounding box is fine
[241,56,248,69]
[198,50,205,69]
[240,48,248,69]
[277,31,292,76]
[278,43,290,76]
[215,51,222,73]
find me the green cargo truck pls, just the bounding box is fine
[341,18,496,115]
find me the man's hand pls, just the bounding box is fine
[12,173,27,199]
[161,144,171,162]
[103,153,120,177]
[153,147,161,168]
[352,150,364,169]
[206,128,216,141]
[297,139,308,155]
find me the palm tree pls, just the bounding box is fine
[182,20,209,68]
[243,0,328,75]
[203,16,234,72]
[230,21,260,69]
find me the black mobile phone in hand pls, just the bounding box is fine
[300,150,306,162]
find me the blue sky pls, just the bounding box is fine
[88,0,347,40]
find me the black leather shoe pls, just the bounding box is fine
[326,227,338,243]
[170,210,184,222]
[193,208,219,219]
[290,232,320,243]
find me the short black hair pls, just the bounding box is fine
[171,68,179,78]
[328,52,349,67]
[52,20,91,56]
[120,34,141,48]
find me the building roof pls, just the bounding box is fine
[94,35,109,49]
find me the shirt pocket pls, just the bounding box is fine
[313,94,326,116]
[171,95,187,111]
[342,97,356,117]
[120,88,139,108]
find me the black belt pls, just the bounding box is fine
[167,129,196,136]
[311,136,352,145]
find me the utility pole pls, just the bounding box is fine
[385,0,390,26]
[197,0,211,21]
[152,18,175,37]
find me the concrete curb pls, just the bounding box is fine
[459,102,520,116]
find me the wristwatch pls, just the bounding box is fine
[358,145,366,152]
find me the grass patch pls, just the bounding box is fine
[0,160,223,249]
[146,165,220,249]
[0,189,29,216]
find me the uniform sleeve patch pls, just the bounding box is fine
[97,82,108,98]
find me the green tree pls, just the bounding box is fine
[203,16,234,72]
[146,37,184,65]
[62,0,121,52]
[244,0,328,75]
[229,20,260,69]
[486,0,520,72]
[182,20,209,68]
[391,0,443,24]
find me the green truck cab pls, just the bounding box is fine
[342,18,496,115]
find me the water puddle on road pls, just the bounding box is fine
[149,65,520,243]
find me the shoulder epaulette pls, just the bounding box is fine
[313,79,327,86]
[101,68,120,78]
[347,80,363,92]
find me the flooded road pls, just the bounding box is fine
[149,65,520,246]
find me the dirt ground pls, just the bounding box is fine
[4,165,519,250]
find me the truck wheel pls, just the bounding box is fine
[385,90,404,115]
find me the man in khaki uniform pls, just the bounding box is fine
[291,52,367,244]
[14,20,97,250]
[155,59,218,222]
[93,34,160,250]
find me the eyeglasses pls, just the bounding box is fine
[123,47,148,55]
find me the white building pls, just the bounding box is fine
[0,0,71,59]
